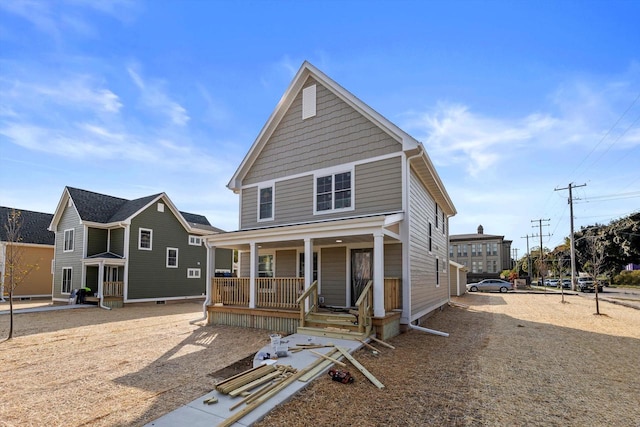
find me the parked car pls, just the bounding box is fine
[577,277,603,293]
[560,279,571,289]
[545,279,559,287]
[466,279,513,293]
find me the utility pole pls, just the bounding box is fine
[531,219,551,292]
[555,183,586,291]
[521,234,535,286]
[511,248,519,270]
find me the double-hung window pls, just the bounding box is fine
[63,229,74,252]
[315,170,352,213]
[258,186,273,221]
[139,228,152,250]
[166,248,178,268]
[62,267,72,293]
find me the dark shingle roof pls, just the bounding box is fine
[0,207,55,245]
[67,187,162,223]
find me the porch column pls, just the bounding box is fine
[249,242,257,309]
[373,232,385,317]
[304,238,313,311]
[208,246,216,301]
[98,261,104,298]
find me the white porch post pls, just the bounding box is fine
[249,242,257,309]
[304,238,313,311]
[208,246,216,298]
[373,232,385,317]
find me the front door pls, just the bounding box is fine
[351,249,372,306]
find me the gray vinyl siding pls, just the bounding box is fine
[239,252,250,277]
[127,201,207,299]
[408,170,448,316]
[214,248,233,272]
[244,77,401,185]
[87,228,108,257]
[86,266,98,291]
[110,228,125,256]
[275,250,297,277]
[52,205,84,299]
[240,156,402,229]
[320,246,346,306]
[384,243,402,278]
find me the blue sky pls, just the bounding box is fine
[1,0,639,258]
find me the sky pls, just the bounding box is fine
[1,0,639,259]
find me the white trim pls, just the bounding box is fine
[313,167,355,215]
[187,268,201,278]
[157,202,165,212]
[61,266,73,294]
[410,298,449,323]
[138,228,153,250]
[63,228,74,252]
[188,235,202,246]
[257,183,275,222]
[166,247,179,268]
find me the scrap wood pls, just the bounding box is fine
[220,365,312,427]
[357,339,381,353]
[448,301,469,308]
[228,378,283,411]
[228,371,283,397]
[216,364,277,394]
[325,326,351,332]
[369,335,395,349]
[309,350,347,367]
[335,346,384,389]
[298,349,340,382]
[290,344,334,353]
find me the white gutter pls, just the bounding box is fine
[409,323,449,337]
[190,241,212,324]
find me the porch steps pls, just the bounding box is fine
[297,312,369,341]
[296,326,369,341]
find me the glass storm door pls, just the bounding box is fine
[351,249,372,306]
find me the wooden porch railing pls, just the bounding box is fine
[384,277,402,311]
[256,278,304,309]
[354,280,373,334]
[103,281,123,297]
[212,277,250,306]
[297,280,319,328]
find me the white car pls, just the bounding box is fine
[466,279,513,293]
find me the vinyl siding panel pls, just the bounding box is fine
[244,77,401,185]
[214,248,233,272]
[320,246,346,306]
[52,205,84,299]
[240,252,250,277]
[275,250,297,277]
[127,201,207,299]
[87,228,107,257]
[240,156,402,229]
[408,169,448,317]
[110,228,125,256]
[384,243,402,278]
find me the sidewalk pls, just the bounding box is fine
[0,302,96,315]
[145,333,362,427]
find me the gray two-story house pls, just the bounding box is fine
[49,187,231,308]
[203,62,456,339]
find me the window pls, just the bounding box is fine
[489,242,498,256]
[187,268,201,278]
[258,254,274,277]
[462,244,467,257]
[166,248,178,268]
[315,171,352,213]
[488,260,497,273]
[436,258,440,287]
[442,212,446,234]
[189,235,202,246]
[457,245,462,257]
[435,204,439,229]
[449,245,454,258]
[258,186,273,220]
[139,228,152,250]
[299,252,318,281]
[428,223,433,252]
[62,267,72,294]
[63,229,74,252]
[472,243,483,256]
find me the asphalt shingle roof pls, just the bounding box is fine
[0,206,55,245]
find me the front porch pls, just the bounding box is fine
[207,277,402,340]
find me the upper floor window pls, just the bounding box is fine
[63,229,74,252]
[187,268,201,278]
[488,242,498,256]
[472,243,483,256]
[166,248,178,268]
[435,204,439,229]
[315,171,352,213]
[428,223,433,252]
[449,245,454,257]
[139,228,152,250]
[189,235,202,246]
[442,212,446,234]
[258,186,274,221]
[461,244,468,257]
[436,258,440,287]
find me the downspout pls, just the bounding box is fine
[409,322,449,337]
[98,260,111,310]
[190,240,212,324]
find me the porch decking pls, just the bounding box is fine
[208,277,402,340]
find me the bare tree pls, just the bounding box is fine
[3,209,37,340]
[582,235,606,315]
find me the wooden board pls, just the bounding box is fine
[335,346,384,389]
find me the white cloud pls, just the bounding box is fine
[127,67,190,126]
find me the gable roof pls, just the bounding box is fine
[0,206,55,245]
[49,187,219,233]
[228,61,456,216]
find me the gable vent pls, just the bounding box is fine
[302,84,316,119]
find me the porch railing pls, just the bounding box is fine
[297,280,319,327]
[212,277,250,306]
[384,277,402,311]
[256,277,304,309]
[354,280,373,334]
[103,281,123,297]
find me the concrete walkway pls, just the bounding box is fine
[0,302,96,315]
[145,333,362,427]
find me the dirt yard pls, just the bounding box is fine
[1,293,639,427]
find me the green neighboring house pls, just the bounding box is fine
[49,187,231,308]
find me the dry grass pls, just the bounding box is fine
[1,294,639,427]
[0,301,268,427]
